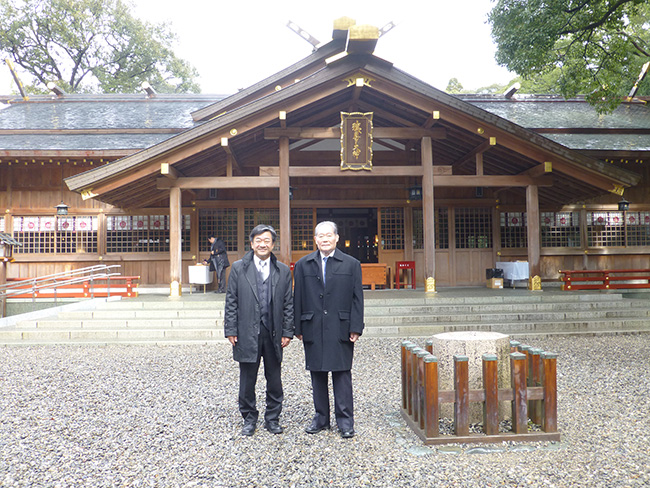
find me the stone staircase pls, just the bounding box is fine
[1,290,649,345]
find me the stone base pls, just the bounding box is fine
[431,331,511,423]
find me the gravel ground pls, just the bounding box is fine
[1,335,649,488]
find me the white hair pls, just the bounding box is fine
[314,221,338,236]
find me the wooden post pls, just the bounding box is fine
[169,186,182,296]
[482,353,499,435]
[510,352,528,434]
[405,343,416,416]
[526,185,541,281]
[279,136,291,264]
[423,355,439,439]
[453,355,469,436]
[401,341,412,410]
[541,352,558,432]
[425,338,434,354]
[421,136,436,292]
[530,348,543,425]
[411,347,423,424]
[510,340,521,353]
[417,350,428,430]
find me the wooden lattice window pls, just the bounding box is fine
[106,215,190,253]
[541,212,581,248]
[625,212,650,246]
[587,211,626,247]
[55,216,98,253]
[455,208,492,249]
[244,208,280,251]
[500,212,527,248]
[0,216,4,232]
[380,207,404,250]
[291,208,314,251]
[412,208,449,249]
[199,208,238,252]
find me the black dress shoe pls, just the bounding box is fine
[305,422,331,434]
[340,429,355,439]
[241,422,256,436]
[264,421,283,434]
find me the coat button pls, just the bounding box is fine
[319,294,323,299]
[324,310,328,315]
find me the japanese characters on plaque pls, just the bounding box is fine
[340,112,373,171]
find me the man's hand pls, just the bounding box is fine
[227,336,237,346]
[296,334,303,341]
[350,332,360,343]
[281,337,291,348]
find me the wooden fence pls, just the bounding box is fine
[400,339,560,445]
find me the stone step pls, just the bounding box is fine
[364,300,648,316]
[56,309,223,320]
[15,318,219,329]
[363,308,650,325]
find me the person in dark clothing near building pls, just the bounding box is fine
[206,234,229,293]
[224,225,294,436]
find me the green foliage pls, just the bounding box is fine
[446,77,464,93]
[0,0,200,94]
[489,0,650,112]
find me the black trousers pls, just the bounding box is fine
[238,326,283,424]
[215,262,227,292]
[310,370,354,431]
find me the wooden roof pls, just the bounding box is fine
[65,28,640,209]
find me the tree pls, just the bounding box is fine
[0,0,200,94]
[489,0,650,112]
[446,77,464,93]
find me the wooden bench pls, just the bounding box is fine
[361,263,389,290]
[559,269,650,290]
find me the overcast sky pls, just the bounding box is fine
[0,0,514,96]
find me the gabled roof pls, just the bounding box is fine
[461,95,650,152]
[0,94,223,153]
[63,42,641,208]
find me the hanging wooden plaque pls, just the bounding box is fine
[340,112,373,170]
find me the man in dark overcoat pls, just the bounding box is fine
[224,225,293,436]
[208,234,229,293]
[294,220,364,438]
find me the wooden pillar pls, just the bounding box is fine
[482,353,499,435]
[421,136,436,292]
[580,207,589,269]
[526,185,541,281]
[279,136,291,264]
[169,187,182,296]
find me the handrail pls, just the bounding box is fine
[0,264,122,300]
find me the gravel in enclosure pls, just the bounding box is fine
[1,335,649,487]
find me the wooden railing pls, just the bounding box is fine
[559,269,650,290]
[400,339,560,445]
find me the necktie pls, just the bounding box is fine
[322,256,328,285]
[259,260,268,281]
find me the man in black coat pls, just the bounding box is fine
[208,235,229,293]
[224,224,294,436]
[294,221,364,438]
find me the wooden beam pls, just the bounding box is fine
[221,138,242,174]
[258,165,453,177]
[264,127,447,140]
[520,161,552,178]
[156,176,280,189]
[435,175,553,187]
[161,163,182,180]
[451,139,494,171]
